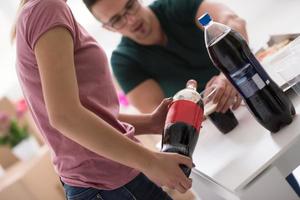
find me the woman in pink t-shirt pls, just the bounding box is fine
[13,0,192,199]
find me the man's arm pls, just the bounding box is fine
[127,79,165,113]
[196,1,248,41]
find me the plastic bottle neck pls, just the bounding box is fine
[186,79,198,91]
[187,86,196,91]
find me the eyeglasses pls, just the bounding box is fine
[103,0,141,30]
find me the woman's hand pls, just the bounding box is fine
[148,98,173,134]
[141,151,193,193]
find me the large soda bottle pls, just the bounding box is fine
[198,13,295,133]
[162,80,204,176]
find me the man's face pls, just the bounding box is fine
[91,0,152,41]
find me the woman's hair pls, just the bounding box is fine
[82,0,99,11]
[11,0,28,42]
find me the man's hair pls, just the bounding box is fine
[82,0,99,11]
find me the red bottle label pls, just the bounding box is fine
[165,100,204,132]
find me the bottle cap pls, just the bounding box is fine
[186,79,197,90]
[198,13,212,26]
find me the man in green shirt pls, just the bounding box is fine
[83,0,299,195]
[83,0,300,197]
[83,0,246,114]
[83,0,300,198]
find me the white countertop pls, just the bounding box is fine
[192,93,300,192]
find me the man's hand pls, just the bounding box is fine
[224,14,248,42]
[206,74,242,113]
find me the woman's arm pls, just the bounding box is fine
[119,113,153,134]
[119,98,171,135]
[34,26,192,193]
[127,79,165,113]
[35,26,153,171]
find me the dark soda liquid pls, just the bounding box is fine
[207,30,295,133]
[208,109,238,134]
[162,122,199,176]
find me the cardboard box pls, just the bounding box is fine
[0,146,65,200]
[0,147,18,169]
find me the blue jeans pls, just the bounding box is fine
[63,173,173,200]
[286,173,300,197]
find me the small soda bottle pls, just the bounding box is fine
[162,80,204,177]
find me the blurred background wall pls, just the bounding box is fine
[1,0,300,100]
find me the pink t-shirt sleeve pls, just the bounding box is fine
[26,0,76,50]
